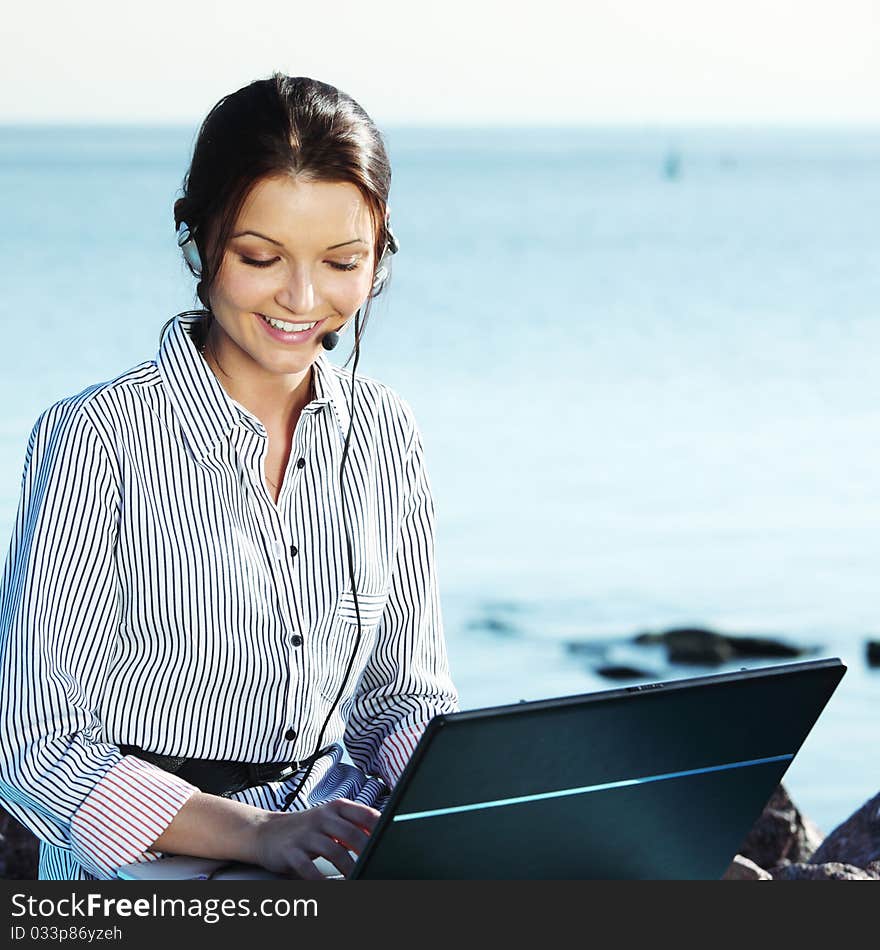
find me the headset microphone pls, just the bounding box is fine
[321,324,347,351]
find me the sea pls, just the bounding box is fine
[0,124,877,837]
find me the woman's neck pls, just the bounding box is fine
[201,328,315,434]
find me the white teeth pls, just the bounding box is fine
[261,315,317,333]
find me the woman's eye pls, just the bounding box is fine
[240,256,278,268]
[239,256,359,271]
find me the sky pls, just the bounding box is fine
[1,0,878,125]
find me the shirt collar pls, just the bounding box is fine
[156,313,352,462]
[309,348,353,441]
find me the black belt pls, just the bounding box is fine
[119,744,333,798]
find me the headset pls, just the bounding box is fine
[176,217,399,810]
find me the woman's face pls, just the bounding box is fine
[206,174,376,381]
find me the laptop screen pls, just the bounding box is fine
[353,658,845,879]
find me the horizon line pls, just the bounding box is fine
[2,118,879,131]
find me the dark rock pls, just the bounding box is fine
[633,631,664,645]
[664,628,735,665]
[738,784,824,869]
[866,641,880,667]
[810,792,880,867]
[721,854,772,880]
[770,862,880,881]
[594,665,656,680]
[0,807,39,879]
[728,637,804,659]
[631,627,811,666]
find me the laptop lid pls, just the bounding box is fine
[351,657,845,879]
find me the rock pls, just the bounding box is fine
[770,862,880,881]
[738,784,824,868]
[631,627,811,666]
[728,636,804,659]
[0,807,39,879]
[633,631,664,645]
[594,665,656,680]
[721,854,773,880]
[664,628,735,665]
[866,641,880,667]
[810,792,880,867]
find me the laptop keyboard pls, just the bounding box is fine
[313,855,348,880]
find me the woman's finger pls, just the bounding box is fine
[287,852,325,881]
[319,838,357,877]
[321,816,371,854]
[332,799,381,831]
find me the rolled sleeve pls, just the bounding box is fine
[343,413,459,789]
[70,755,197,876]
[0,398,199,879]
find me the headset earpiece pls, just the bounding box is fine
[176,221,203,275]
[370,221,399,297]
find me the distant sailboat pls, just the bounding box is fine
[664,150,681,180]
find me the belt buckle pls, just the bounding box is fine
[289,749,316,773]
[274,745,330,784]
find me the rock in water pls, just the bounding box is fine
[866,641,880,667]
[810,792,880,867]
[594,665,656,680]
[729,636,803,658]
[633,627,811,665]
[664,628,735,665]
[737,784,824,868]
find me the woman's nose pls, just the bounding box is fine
[275,265,317,314]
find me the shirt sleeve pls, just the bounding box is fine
[343,408,459,789]
[0,398,199,879]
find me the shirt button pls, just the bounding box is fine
[290,544,298,557]
[296,458,306,469]
[284,728,297,741]
[291,634,303,647]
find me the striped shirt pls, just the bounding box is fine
[0,312,458,880]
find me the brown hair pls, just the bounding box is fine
[165,73,392,353]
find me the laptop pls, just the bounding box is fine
[351,657,844,879]
[119,657,845,880]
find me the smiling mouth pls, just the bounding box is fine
[258,314,319,333]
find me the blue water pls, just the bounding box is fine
[0,125,878,836]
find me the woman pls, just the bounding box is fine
[0,74,459,880]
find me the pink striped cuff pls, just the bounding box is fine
[378,722,428,787]
[70,754,200,878]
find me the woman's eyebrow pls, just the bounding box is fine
[326,238,368,250]
[232,230,368,251]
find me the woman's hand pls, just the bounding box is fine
[253,798,381,879]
